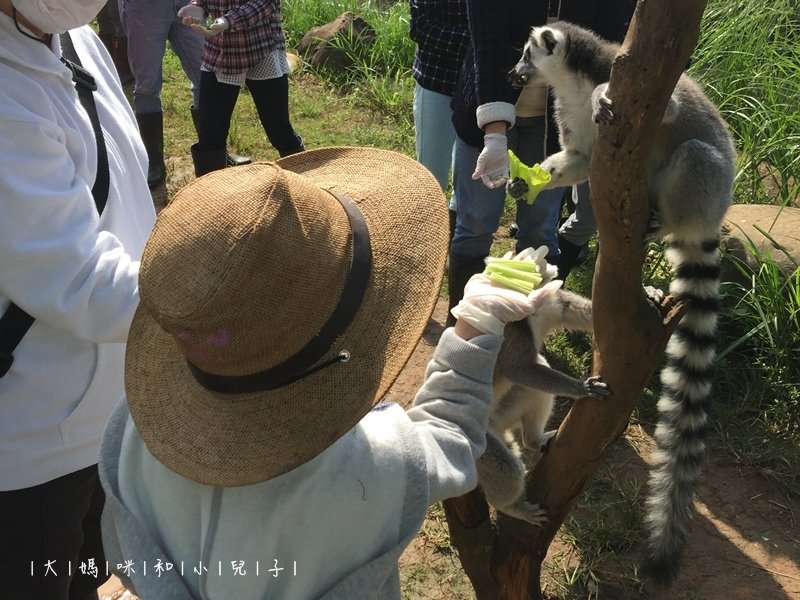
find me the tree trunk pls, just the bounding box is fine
[446,1,708,597]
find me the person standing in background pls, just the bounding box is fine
[446,0,565,325]
[178,0,304,177]
[409,0,469,242]
[0,0,156,598]
[119,0,250,189]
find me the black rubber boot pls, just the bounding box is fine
[189,106,251,167]
[446,253,488,327]
[555,233,590,282]
[136,112,166,189]
[190,144,228,178]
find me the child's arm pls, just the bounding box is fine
[406,327,502,504]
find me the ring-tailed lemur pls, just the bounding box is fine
[479,282,608,524]
[508,21,736,584]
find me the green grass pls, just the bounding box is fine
[691,0,800,206]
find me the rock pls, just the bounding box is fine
[720,204,800,285]
[298,12,376,72]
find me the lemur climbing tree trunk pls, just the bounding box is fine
[444,1,708,598]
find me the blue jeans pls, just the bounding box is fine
[119,0,203,115]
[413,83,457,210]
[451,116,564,259]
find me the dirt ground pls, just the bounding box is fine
[100,179,799,599]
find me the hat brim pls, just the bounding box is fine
[125,148,448,486]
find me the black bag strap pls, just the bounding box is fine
[0,32,110,379]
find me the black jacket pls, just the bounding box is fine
[451,0,636,151]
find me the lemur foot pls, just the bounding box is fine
[582,376,610,400]
[506,177,529,201]
[645,285,666,304]
[499,500,549,526]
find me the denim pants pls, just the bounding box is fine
[119,0,203,115]
[197,71,303,156]
[413,83,457,210]
[451,115,564,260]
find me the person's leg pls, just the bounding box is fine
[196,70,239,151]
[413,82,458,239]
[167,1,204,111]
[246,75,304,157]
[510,116,564,259]
[192,70,239,176]
[0,466,108,600]
[556,182,596,280]
[559,182,597,246]
[120,0,170,116]
[413,83,457,195]
[450,137,506,260]
[447,136,505,325]
[121,0,172,186]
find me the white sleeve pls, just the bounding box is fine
[0,112,140,344]
[406,328,502,503]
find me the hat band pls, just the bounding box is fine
[187,193,372,394]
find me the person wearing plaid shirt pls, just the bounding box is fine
[409,0,469,238]
[179,0,303,176]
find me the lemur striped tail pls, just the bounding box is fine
[643,238,721,585]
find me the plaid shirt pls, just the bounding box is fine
[190,0,286,74]
[410,0,469,96]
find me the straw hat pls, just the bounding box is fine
[125,147,448,487]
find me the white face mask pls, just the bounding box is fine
[11,0,107,34]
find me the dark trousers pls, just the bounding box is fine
[0,465,107,600]
[197,71,303,157]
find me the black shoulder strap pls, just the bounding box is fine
[0,32,111,379]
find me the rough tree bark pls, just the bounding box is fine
[444,2,708,598]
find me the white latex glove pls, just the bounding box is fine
[177,4,204,25]
[451,249,564,335]
[472,133,509,189]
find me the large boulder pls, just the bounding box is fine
[298,12,376,72]
[720,204,800,285]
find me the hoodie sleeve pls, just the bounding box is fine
[406,327,502,503]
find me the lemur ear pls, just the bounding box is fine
[541,29,558,54]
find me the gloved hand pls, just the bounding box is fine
[472,133,509,189]
[177,4,204,25]
[451,248,563,335]
[190,16,229,39]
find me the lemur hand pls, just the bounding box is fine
[472,133,509,189]
[451,250,563,335]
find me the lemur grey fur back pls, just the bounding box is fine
[479,286,607,525]
[508,21,735,585]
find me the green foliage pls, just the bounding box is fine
[692,0,800,205]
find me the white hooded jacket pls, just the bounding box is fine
[0,17,156,490]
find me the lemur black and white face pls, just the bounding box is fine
[508,26,567,88]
